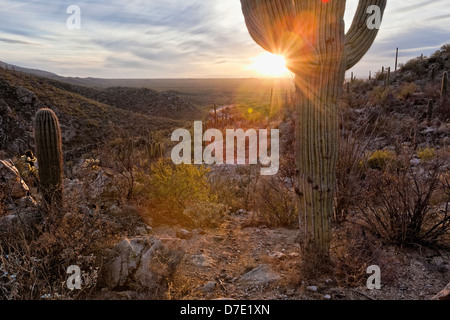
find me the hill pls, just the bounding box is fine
[0,68,186,160]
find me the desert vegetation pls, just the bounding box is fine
[0,43,449,300]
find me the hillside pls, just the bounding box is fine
[0,68,186,159]
[45,80,202,121]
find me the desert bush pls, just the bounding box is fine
[356,153,450,246]
[335,131,372,223]
[366,149,398,170]
[136,159,218,226]
[369,86,397,109]
[417,147,436,162]
[331,223,401,287]
[397,82,419,100]
[0,193,123,300]
[183,201,229,229]
[250,174,298,229]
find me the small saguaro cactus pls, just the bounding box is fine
[385,67,391,86]
[34,108,63,205]
[427,99,434,122]
[441,71,448,103]
[240,0,387,256]
[395,47,399,71]
[431,66,436,81]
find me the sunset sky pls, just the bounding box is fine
[0,0,449,79]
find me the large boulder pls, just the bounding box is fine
[0,159,29,199]
[99,236,184,297]
[16,86,36,105]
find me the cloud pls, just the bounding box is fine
[0,0,448,78]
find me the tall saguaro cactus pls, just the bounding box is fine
[241,0,387,255]
[34,108,63,206]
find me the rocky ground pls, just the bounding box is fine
[96,210,450,300]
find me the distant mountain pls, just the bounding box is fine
[0,61,62,80]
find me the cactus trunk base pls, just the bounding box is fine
[295,84,338,256]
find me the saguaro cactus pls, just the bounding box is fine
[441,71,448,104]
[427,99,434,122]
[34,108,63,205]
[240,0,387,255]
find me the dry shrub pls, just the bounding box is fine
[331,223,401,287]
[251,174,298,229]
[335,129,373,223]
[357,150,450,247]
[209,165,261,213]
[0,191,123,299]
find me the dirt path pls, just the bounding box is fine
[152,211,449,300]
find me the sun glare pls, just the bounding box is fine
[249,53,289,77]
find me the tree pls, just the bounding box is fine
[240,0,387,256]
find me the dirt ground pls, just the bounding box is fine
[155,211,450,300]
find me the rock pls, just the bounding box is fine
[410,158,420,166]
[134,227,148,236]
[190,254,214,268]
[176,229,193,240]
[0,205,38,233]
[202,281,216,293]
[100,236,184,296]
[16,86,36,105]
[89,170,119,205]
[193,228,206,235]
[307,286,318,292]
[239,264,281,286]
[269,252,285,259]
[0,99,12,115]
[432,283,450,300]
[0,159,29,199]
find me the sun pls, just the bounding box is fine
[249,52,289,77]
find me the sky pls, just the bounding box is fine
[0,0,449,79]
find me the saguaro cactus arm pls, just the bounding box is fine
[345,0,387,70]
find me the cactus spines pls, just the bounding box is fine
[34,108,63,205]
[240,0,387,255]
[441,71,448,104]
[427,99,434,122]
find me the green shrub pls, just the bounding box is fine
[417,148,436,162]
[183,201,229,229]
[136,159,219,226]
[366,150,397,170]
